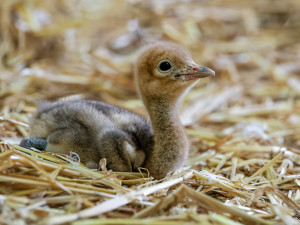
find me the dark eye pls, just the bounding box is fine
[158,60,172,72]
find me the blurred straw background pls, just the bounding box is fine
[0,0,300,224]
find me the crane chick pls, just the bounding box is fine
[20,41,215,179]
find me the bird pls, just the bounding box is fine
[20,41,215,179]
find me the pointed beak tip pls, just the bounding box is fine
[198,66,215,77]
[180,65,215,81]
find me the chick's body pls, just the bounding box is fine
[29,99,153,171]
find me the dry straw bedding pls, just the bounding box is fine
[0,0,299,224]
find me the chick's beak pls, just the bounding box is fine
[180,65,215,81]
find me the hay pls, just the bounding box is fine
[0,0,299,224]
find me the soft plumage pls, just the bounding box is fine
[20,41,214,179]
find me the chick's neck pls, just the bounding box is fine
[144,95,189,178]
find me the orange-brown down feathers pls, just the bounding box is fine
[135,42,214,178]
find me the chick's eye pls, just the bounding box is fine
[158,60,172,72]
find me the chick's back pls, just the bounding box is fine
[29,99,154,169]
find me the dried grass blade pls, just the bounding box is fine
[245,152,283,182]
[48,171,194,224]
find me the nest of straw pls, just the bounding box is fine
[0,0,299,224]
